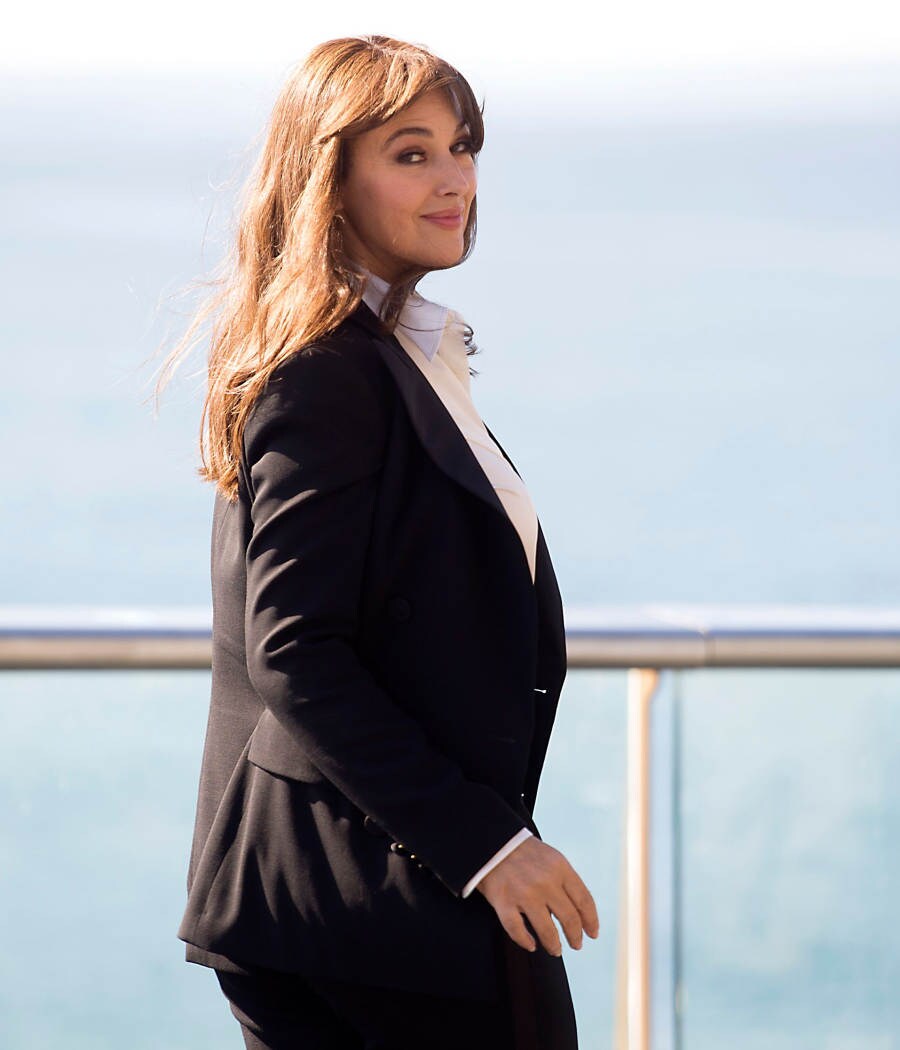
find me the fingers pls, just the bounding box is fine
[505,877,599,957]
[526,903,564,956]
[525,855,599,954]
[496,905,537,953]
[495,904,567,957]
[563,868,601,940]
[521,889,585,956]
[546,893,585,951]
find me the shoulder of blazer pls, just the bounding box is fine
[239,308,396,500]
[262,307,393,401]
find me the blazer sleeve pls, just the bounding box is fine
[240,344,528,898]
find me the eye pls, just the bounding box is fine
[396,138,477,165]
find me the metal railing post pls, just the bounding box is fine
[615,667,658,1050]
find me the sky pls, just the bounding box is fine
[3,1,898,127]
[5,0,899,87]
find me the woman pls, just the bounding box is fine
[165,34,599,1050]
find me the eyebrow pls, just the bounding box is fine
[381,119,470,150]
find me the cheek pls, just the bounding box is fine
[351,175,418,232]
[374,178,422,223]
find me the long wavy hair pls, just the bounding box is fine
[153,35,484,502]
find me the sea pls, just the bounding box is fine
[1,64,898,1048]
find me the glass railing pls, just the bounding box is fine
[1,605,898,1049]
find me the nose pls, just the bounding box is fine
[434,150,475,198]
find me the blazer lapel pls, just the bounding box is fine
[348,299,566,682]
[349,300,511,525]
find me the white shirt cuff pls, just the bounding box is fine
[460,827,533,898]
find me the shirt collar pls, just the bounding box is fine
[359,267,449,363]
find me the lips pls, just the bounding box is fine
[422,209,464,229]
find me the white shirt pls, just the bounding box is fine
[359,268,534,898]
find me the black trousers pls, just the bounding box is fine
[213,929,578,1050]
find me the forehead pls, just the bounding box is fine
[377,87,466,137]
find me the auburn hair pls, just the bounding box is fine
[153,35,484,501]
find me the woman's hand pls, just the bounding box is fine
[476,837,600,955]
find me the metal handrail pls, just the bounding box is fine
[2,603,900,668]
[3,603,899,1050]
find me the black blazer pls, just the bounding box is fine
[176,298,568,1001]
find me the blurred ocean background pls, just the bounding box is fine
[1,63,899,1048]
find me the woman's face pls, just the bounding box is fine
[337,87,478,283]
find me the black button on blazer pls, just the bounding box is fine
[176,298,568,1002]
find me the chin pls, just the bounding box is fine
[416,249,466,273]
[419,259,459,274]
